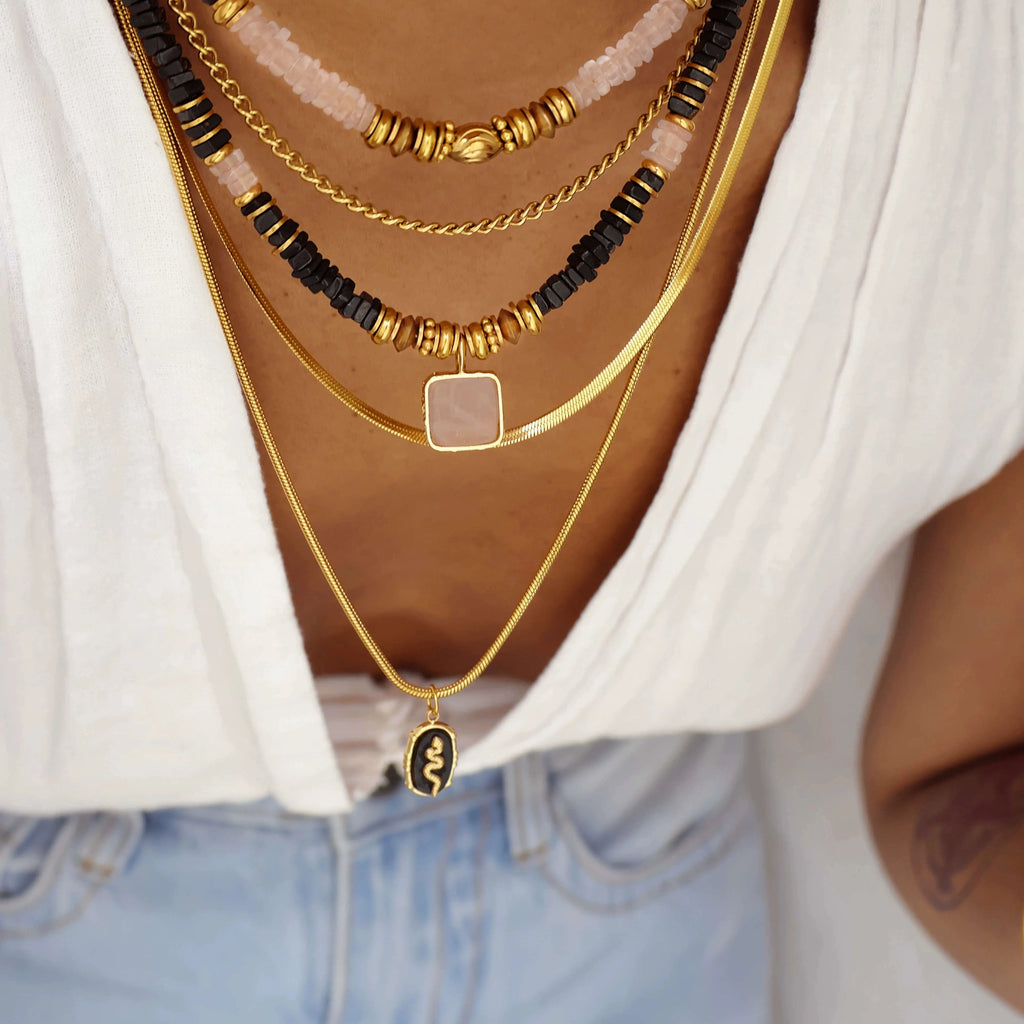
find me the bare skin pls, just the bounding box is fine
[863,446,1024,1011]
[183,0,818,680]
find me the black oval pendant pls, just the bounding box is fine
[404,722,458,797]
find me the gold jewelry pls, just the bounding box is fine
[115,0,790,793]
[168,0,699,238]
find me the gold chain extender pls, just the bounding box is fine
[169,0,702,237]
[114,0,791,705]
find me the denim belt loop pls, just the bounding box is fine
[502,751,553,864]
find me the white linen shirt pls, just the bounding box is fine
[1,0,1021,814]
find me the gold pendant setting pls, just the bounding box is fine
[423,345,503,452]
[404,690,458,797]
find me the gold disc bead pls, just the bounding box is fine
[503,107,538,150]
[204,141,235,166]
[641,158,670,184]
[464,322,487,360]
[435,321,457,359]
[528,101,557,139]
[388,116,416,157]
[364,108,398,149]
[211,0,253,27]
[371,306,403,346]
[510,297,543,335]
[540,87,577,127]
[233,184,263,208]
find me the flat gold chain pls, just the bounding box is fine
[170,0,700,237]
[114,0,790,702]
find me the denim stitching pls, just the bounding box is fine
[456,802,490,1024]
[423,815,459,1024]
[536,803,753,916]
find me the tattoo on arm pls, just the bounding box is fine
[911,751,1024,911]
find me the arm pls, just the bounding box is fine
[862,445,1024,1010]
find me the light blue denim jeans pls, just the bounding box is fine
[0,734,769,1023]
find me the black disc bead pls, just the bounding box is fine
[267,218,298,248]
[279,230,308,261]
[300,257,332,293]
[151,43,182,66]
[704,27,735,49]
[635,166,665,192]
[675,81,707,103]
[531,290,552,315]
[580,233,612,263]
[193,128,232,159]
[572,242,603,270]
[690,45,720,71]
[611,195,644,224]
[708,7,742,30]
[168,79,204,106]
[696,37,729,62]
[546,273,574,300]
[164,68,198,91]
[563,265,586,289]
[359,297,383,330]
[124,0,160,12]
[316,264,339,295]
[176,98,212,125]
[621,179,652,204]
[240,191,272,217]
[158,59,193,83]
[540,283,564,310]
[592,219,623,248]
[130,7,163,27]
[344,292,374,325]
[289,240,319,275]
[252,205,283,235]
[142,32,176,56]
[711,0,744,9]
[184,114,222,140]
[668,95,700,119]
[600,208,632,236]
[330,277,356,309]
[684,66,716,87]
[568,255,598,282]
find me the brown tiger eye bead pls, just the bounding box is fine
[497,309,522,344]
[393,315,417,352]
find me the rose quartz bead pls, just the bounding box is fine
[642,117,691,173]
[604,45,636,83]
[354,101,375,133]
[256,26,290,67]
[268,38,300,77]
[210,149,244,178]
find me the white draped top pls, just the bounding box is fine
[1,0,1021,814]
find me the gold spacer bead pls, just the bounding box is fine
[260,215,288,239]
[172,94,207,116]
[665,112,698,132]
[630,174,657,197]
[541,87,577,126]
[274,226,302,255]
[641,158,670,182]
[527,295,546,324]
[411,317,426,353]
[616,191,645,218]
[245,196,275,221]
[689,62,719,82]
[463,323,483,360]
[204,142,234,166]
[364,108,396,148]
[234,184,263,208]
[190,124,224,148]
[505,107,537,149]
[371,305,402,345]
[413,121,442,162]
[511,298,542,335]
[211,0,254,27]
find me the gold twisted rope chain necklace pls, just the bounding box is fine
[116,0,792,794]
[169,0,701,237]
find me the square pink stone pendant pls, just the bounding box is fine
[424,371,504,451]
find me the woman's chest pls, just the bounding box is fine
[192,0,818,680]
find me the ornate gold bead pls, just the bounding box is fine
[449,123,503,164]
[541,87,577,127]
[234,184,263,208]
[204,142,234,166]
[211,0,253,27]
[497,309,522,344]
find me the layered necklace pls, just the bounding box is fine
[114,0,794,796]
